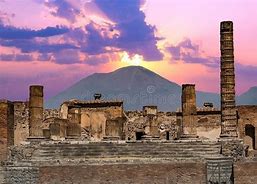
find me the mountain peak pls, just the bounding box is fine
[45,66,221,110]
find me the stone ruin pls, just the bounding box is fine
[0,21,257,184]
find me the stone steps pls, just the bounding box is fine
[31,141,222,162]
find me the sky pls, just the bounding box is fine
[0,0,257,101]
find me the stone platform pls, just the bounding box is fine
[9,140,222,166]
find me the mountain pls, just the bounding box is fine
[237,87,257,105]
[45,66,221,111]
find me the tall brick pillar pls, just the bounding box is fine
[29,85,44,137]
[220,21,238,137]
[181,84,197,138]
[0,100,14,161]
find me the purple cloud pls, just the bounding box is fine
[0,24,69,39]
[45,0,80,23]
[0,0,164,64]
[52,49,81,64]
[93,0,163,61]
[167,38,219,68]
[0,39,78,53]
[0,53,34,61]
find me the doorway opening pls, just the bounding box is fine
[136,132,144,140]
[245,124,255,150]
[166,131,170,140]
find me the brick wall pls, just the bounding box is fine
[39,163,206,184]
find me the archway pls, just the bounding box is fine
[244,124,255,150]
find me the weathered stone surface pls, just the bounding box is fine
[105,118,124,139]
[14,102,59,145]
[220,21,237,137]
[181,84,197,136]
[220,139,244,160]
[237,106,257,152]
[13,101,29,145]
[5,166,39,184]
[234,161,257,184]
[38,163,206,184]
[29,85,44,137]
[0,166,5,184]
[0,100,14,161]
[125,111,177,140]
[143,106,157,116]
[43,109,59,120]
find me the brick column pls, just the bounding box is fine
[29,85,44,137]
[0,100,14,161]
[220,21,238,137]
[181,84,197,137]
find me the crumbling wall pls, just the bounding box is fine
[125,111,177,140]
[43,109,59,120]
[80,106,124,140]
[13,102,29,145]
[13,102,59,145]
[237,106,257,151]
[177,109,221,140]
[196,113,221,140]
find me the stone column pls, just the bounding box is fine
[0,100,14,161]
[181,84,197,137]
[220,21,238,137]
[29,85,44,137]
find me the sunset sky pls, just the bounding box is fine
[0,0,257,100]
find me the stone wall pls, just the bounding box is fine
[237,105,257,151]
[38,163,206,184]
[125,111,177,140]
[1,160,256,183]
[13,102,29,145]
[5,165,39,184]
[13,102,59,145]
[43,109,59,120]
[80,106,124,140]
[196,113,221,140]
[177,110,221,140]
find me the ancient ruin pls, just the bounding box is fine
[0,21,257,184]
[220,21,238,138]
